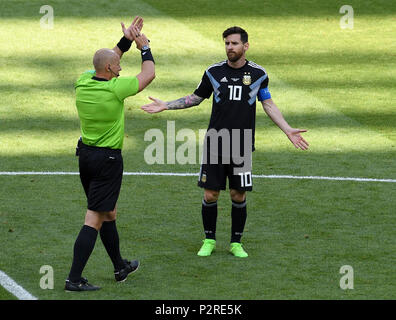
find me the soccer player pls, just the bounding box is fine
[141,26,308,258]
[65,17,155,291]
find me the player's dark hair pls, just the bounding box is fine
[222,26,248,43]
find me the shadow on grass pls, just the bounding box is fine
[1,0,394,19]
[4,50,396,73]
[1,108,396,134]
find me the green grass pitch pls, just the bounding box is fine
[0,0,395,300]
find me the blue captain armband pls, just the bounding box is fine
[258,87,271,101]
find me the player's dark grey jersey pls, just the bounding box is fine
[194,60,269,153]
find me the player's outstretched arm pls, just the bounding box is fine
[113,16,144,58]
[261,98,309,150]
[141,94,204,113]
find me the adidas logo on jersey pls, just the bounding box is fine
[220,77,228,82]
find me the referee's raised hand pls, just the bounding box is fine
[129,25,150,50]
[121,16,143,41]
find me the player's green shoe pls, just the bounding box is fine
[197,239,216,256]
[230,242,248,258]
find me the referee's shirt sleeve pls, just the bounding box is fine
[111,76,140,101]
[193,71,213,99]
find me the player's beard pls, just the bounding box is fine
[227,50,243,62]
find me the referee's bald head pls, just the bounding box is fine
[93,48,119,73]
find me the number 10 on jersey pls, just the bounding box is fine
[228,85,242,101]
[238,172,252,187]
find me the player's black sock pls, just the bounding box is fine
[100,220,125,271]
[68,225,98,283]
[202,199,218,240]
[231,200,247,243]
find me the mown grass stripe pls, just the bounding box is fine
[1,171,395,183]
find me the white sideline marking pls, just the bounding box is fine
[0,171,395,183]
[0,271,38,300]
[254,174,396,183]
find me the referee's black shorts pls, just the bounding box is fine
[78,143,123,212]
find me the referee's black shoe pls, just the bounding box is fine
[65,277,101,292]
[114,259,140,282]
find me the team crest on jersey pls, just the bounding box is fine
[201,173,207,183]
[242,73,251,85]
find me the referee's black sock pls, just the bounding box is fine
[201,199,218,240]
[231,200,247,243]
[100,220,125,271]
[68,225,98,283]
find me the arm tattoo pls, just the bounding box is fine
[166,94,204,110]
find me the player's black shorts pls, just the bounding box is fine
[78,142,123,212]
[197,155,253,191]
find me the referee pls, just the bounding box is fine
[65,17,155,291]
[141,26,308,258]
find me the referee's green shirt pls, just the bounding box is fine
[75,70,139,149]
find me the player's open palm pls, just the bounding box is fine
[141,96,167,113]
[286,129,309,150]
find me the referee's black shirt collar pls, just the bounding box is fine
[92,76,109,81]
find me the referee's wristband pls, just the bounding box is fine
[141,47,155,63]
[117,36,132,52]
